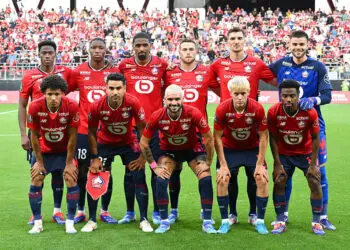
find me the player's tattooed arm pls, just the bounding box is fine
[135,121,146,138]
[202,131,214,167]
[140,136,155,164]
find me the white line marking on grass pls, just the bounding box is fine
[0,109,17,115]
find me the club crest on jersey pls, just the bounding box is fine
[59,117,67,124]
[122,112,129,119]
[244,66,252,73]
[302,71,308,78]
[245,117,253,125]
[181,123,189,130]
[152,68,158,75]
[298,121,306,128]
[196,75,204,82]
[284,71,291,75]
[91,176,105,188]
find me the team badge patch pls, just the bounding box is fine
[302,71,308,78]
[196,75,204,82]
[86,171,110,200]
[244,66,252,73]
[59,117,67,124]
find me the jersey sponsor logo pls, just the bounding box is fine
[38,112,48,117]
[87,90,106,103]
[283,134,303,145]
[196,75,204,82]
[231,130,251,140]
[44,131,64,142]
[107,125,127,135]
[59,117,67,124]
[183,88,199,102]
[168,136,188,145]
[73,112,79,122]
[135,80,154,94]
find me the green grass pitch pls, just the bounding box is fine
[0,103,349,249]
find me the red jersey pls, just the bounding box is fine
[214,98,267,150]
[143,104,210,150]
[119,56,168,121]
[69,62,120,135]
[20,65,72,101]
[27,96,80,153]
[209,55,275,102]
[267,103,320,156]
[88,93,146,146]
[164,64,217,121]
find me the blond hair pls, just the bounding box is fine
[228,76,250,93]
[164,84,183,98]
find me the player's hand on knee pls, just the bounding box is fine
[299,97,317,110]
[153,166,170,179]
[128,156,146,171]
[30,162,45,179]
[273,164,287,183]
[64,161,78,182]
[254,165,269,183]
[216,166,231,184]
[306,164,321,182]
[21,135,31,151]
[90,158,103,174]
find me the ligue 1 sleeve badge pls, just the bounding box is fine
[86,171,110,200]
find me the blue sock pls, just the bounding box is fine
[51,170,64,209]
[245,167,257,215]
[132,170,149,221]
[67,185,79,220]
[285,177,292,213]
[273,193,287,221]
[199,176,213,220]
[152,171,159,212]
[29,185,42,220]
[169,168,181,209]
[311,199,322,223]
[124,168,135,212]
[217,195,229,220]
[228,174,238,216]
[320,166,328,216]
[156,177,169,220]
[256,196,268,220]
[101,175,113,211]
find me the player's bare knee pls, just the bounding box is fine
[64,173,75,187]
[197,163,211,180]
[307,176,321,194]
[255,174,268,188]
[32,174,45,186]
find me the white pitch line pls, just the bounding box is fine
[0,109,17,115]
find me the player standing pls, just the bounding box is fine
[69,38,120,224]
[140,84,216,234]
[267,80,325,235]
[27,75,79,234]
[269,30,335,230]
[18,40,72,225]
[214,77,269,234]
[209,27,275,225]
[118,32,168,224]
[82,73,153,232]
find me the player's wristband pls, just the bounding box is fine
[91,154,99,159]
[150,161,157,169]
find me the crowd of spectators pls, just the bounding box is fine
[0,3,349,79]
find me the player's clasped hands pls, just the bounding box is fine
[30,162,46,178]
[90,158,103,174]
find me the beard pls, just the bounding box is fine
[137,53,147,61]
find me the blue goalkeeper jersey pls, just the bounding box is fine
[269,56,333,131]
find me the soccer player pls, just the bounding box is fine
[27,75,79,234]
[268,80,325,235]
[209,27,275,226]
[164,38,218,224]
[214,76,269,235]
[140,84,216,234]
[269,30,335,230]
[18,40,72,225]
[69,38,120,224]
[83,73,153,232]
[118,32,168,224]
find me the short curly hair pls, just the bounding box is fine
[40,74,68,93]
[38,40,57,52]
